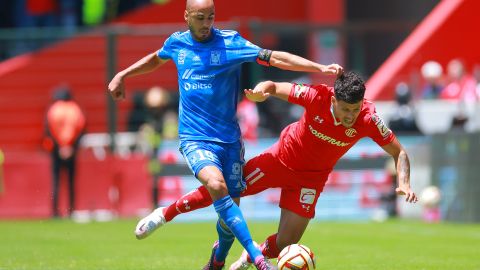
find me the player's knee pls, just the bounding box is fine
[205,178,228,198]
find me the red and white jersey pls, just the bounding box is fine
[272,83,395,172]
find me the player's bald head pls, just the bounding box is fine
[184,0,215,42]
[186,0,214,12]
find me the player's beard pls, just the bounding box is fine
[188,22,211,42]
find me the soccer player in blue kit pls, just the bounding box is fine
[108,0,342,269]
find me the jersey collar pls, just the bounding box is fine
[330,103,343,126]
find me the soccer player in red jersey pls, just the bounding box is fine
[141,71,418,269]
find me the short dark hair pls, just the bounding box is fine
[334,71,366,104]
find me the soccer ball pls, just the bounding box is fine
[277,244,316,270]
[420,186,441,208]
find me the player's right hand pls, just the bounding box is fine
[322,63,344,77]
[395,186,418,203]
[108,75,126,100]
[244,89,269,102]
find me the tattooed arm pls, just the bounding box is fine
[382,138,418,203]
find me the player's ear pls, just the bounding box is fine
[184,10,189,22]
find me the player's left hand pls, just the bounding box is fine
[322,64,343,77]
[395,186,418,203]
[244,89,269,102]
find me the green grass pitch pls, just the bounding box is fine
[0,219,478,270]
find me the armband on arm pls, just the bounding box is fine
[256,49,272,66]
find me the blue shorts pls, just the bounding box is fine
[179,140,246,197]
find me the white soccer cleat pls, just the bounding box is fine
[134,207,166,240]
[229,241,259,270]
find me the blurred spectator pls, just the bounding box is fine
[116,0,151,17]
[139,86,177,207]
[0,0,15,28]
[43,87,86,218]
[440,59,477,102]
[449,103,469,132]
[58,0,82,32]
[26,0,58,27]
[420,60,443,99]
[237,97,260,143]
[388,82,422,135]
[382,158,398,218]
[474,64,480,99]
[83,0,106,26]
[0,148,4,196]
[127,91,147,132]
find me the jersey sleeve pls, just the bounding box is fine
[287,83,324,108]
[230,32,262,63]
[367,109,396,146]
[157,33,176,60]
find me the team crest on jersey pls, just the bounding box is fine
[299,188,316,205]
[178,50,186,65]
[293,84,308,98]
[345,128,357,137]
[371,114,391,138]
[210,51,221,65]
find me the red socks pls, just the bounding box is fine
[247,233,281,263]
[163,186,212,222]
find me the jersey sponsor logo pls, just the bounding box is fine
[178,49,186,65]
[308,125,350,147]
[182,69,215,80]
[210,50,221,65]
[371,114,391,138]
[293,84,308,98]
[183,82,213,91]
[192,55,200,62]
[345,128,357,138]
[300,188,316,205]
[182,69,194,79]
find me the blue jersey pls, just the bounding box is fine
[158,28,262,143]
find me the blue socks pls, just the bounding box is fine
[213,195,262,262]
[214,220,235,262]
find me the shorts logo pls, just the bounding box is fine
[299,188,316,205]
[210,51,221,65]
[345,128,357,137]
